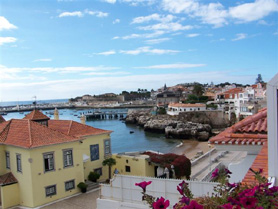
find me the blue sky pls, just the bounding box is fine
[0,0,277,101]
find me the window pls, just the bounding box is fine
[43,152,55,172]
[63,149,73,168]
[65,180,75,191]
[45,185,56,197]
[94,168,102,176]
[16,154,22,172]
[6,152,10,169]
[125,166,131,172]
[104,140,111,155]
[90,144,99,161]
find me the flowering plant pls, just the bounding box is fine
[136,167,278,209]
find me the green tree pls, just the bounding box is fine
[102,158,116,179]
[192,84,204,97]
[255,74,263,84]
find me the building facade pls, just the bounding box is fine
[0,110,112,208]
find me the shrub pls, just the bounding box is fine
[88,171,100,182]
[77,182,88,193]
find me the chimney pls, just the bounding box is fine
[54,108,59,120]
[80,114,86,124]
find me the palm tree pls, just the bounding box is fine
[102,158,116,179]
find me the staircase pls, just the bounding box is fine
[86,181,100,191]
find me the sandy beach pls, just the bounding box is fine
[171,140,212,160]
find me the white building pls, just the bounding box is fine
[167,103,206,116]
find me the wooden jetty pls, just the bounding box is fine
[84,111,127,120]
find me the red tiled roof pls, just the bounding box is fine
[169,103,206,108]
[0,172,18,186]
[0,119,78,148]
[223,88,243,95]
[23,110,50,121]
[0,115,5,123]
[48,120,111,137]
[209,108,267,145]
[242,143,268,185]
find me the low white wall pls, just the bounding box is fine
[97,175,218,209]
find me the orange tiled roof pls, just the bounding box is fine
[242,142,268,185]
[0,115,5,123]
[169,103,206,108]
[0,172,18,186]
[0,119,78,148]
[223,88,243,94]
[209,108,267,145]
[23,110,50,121]
[48,120,112,137]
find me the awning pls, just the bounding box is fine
[248,106,254,109]
[83,154,90,162]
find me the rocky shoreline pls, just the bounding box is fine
[125,109,229,141]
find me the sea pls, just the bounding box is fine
[1,99,180,154]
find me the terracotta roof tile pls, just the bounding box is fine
[0,119,79,148]
[48,120,112,137]
[0,115,5,123]
[242,143,268,185]
[209,108,267,145]
[0,172,18,186]
[23,110,50,121]
[169,103,206,108]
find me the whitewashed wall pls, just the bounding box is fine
[97,175,219,209]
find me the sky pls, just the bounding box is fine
[0,0,278,101]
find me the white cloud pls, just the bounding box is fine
[0,37,17,45]
[144,38,171,44]
[229,0,278,22]
[232,33,247,41]
[120,46,180,55]
[134,63,205,69]
[58,11,83,18]
[0,16,17,31]
[161,0,278,27]
[113,19,120,24]
[85,10,109,18]
[93,50,116,56]
[161,0,228,27]
[33,58,52,62]
[131,13,176,24]
[273,31,278,35]
[186,33,199,37]
[138,22,193,31]
[84,72,130,76]
[112,36,120,39]
[120,31,165,39]
[120,46,179,55]
[103,0,117,4]
[121,0,156,6]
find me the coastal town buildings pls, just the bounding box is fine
[0,110,112,209]
[167,103,206,116]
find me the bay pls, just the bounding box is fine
[2,108,180,154]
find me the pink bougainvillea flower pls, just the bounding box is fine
[239,197,258,209]
[181,200,204,209]
[227,183,237,188]
[225,168,232,175]
[211,168,219,178]
[244,188,256,197]
[135,181,152,192]
[152,197,170,209]
[180,196,190,205]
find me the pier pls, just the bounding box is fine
[84,111,127,120]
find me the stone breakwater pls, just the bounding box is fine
[125,110,222,141]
